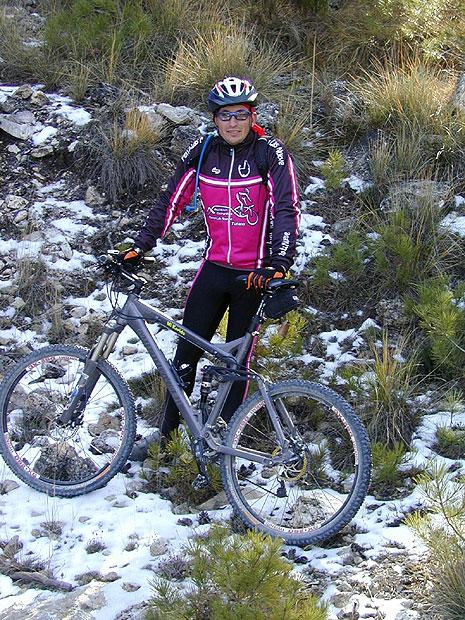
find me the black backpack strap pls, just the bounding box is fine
[187,132,269,184]
[186,132,218,171]
[255,136,269,184]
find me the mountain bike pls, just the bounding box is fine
[0,251,371,545]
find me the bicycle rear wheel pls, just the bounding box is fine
[0,345,136,496]
[221,380,371,546]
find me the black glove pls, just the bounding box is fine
[119,246,143,269]
[246,267,284,291]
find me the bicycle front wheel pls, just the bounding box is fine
[0,345,136,496]
[221,380,371,546]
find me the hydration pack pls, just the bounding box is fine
[188,133,270,184]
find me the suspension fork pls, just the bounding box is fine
[57,323,121,425]
[257,379,301,458]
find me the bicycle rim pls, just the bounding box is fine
[221,380,371,545]
[0,346,135,496]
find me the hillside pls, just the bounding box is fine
[2,1,465,619]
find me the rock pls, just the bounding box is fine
[0,479,20,494]
[0,115,35,140]
[394,611,419,620]
[85,185,106,207]
[149,537,170,556]
[380,180,452,212]
[14,84,33,99]
[122,582,141,592]
[31,144,54,158]
[5,194,28,210]
[451,72,465,112]
[156,103,197,125]
[101,571,120,582]
[0,582,107,619]
[30,90,50,106]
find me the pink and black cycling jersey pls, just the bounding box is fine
[135,130,300,271]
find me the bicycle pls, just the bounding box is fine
[0,251,371,546]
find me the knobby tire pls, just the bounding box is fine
[221,380,371,546]
[0,345,136,497]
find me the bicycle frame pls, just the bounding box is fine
[59,267,297,467]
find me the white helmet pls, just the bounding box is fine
[208,76,258,113]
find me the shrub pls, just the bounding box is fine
[15,255,60,319]
[410,278,465,378]
[45,0,152,61]
[158,23,296,106]
[435,425,465,459]
[344,333,421,446]
[79,107,167,201]
[148,526,327,620]
[372,190,458,294]
[146,430,222,505]
[320,149,347,191]
[371,441,409,492]
[303,229,372,313]
[406,462,465,618]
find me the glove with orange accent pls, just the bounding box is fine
[246,267,284,292]
[119,246,144,269]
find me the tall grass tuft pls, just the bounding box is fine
[158,23,296,106]
[79,106,167,201]
[406,462,465,619]
[348,333,421,446]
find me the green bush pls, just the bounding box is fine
[371,440,409,492]
[148,526,327,620]
[45,0,152,60]
[406,462,465,618]
[320,149,347,191]
[411,278,465,378]
[146,430,222,505]
[373,190,457,294]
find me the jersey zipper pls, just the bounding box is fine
[226,147,235,265]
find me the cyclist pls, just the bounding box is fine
[122,76,300,451]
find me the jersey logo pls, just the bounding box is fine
[212,167,221,174]
[238,160,251,178]
[207,188,258,226]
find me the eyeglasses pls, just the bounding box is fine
[216,110,252,122]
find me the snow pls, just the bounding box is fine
[0,85,453,618]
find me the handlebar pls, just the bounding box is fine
[98,251,299,299]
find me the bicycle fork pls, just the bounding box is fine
[57,326,119,426]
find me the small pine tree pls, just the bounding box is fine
[148,526,327,620]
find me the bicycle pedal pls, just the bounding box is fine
[192,474,209,489]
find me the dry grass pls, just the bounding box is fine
[157,22,296,106]
[79,106,168,201]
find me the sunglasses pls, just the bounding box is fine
[216,110,252,122]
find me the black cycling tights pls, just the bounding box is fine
[160,260,261,436]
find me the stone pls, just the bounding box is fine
[85,185,106,207]
[0,115,35,140]
[30,90,50,106]
[0,582,107,619]
[14,84,33,99]
[31,144,54,158]
[149,537,170,556]
[0,479,20,494]
[5,195,28,210]
[122,582,141,592]
[156,103,196,125]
